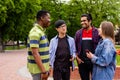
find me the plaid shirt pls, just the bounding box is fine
[75,27,100,55]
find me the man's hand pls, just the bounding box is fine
[41,71,49,80]
[76,56,84,64]
[49,67,53,77]
[69,56,75,61]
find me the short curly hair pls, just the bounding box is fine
[36,10,49,21]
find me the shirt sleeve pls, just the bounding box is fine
[49,38,55,68]
[91,41,116,67]
[71,39,76,58]
[29,31,40,48]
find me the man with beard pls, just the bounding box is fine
[75,14,100,80]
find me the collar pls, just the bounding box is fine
[34,23,46,32]
[55,35,69,39]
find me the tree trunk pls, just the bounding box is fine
[17,40,20,49]
[0,32,4,52]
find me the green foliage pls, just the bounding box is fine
[0,0,41,42]
[40,0,120,40]
[1,0,120,48]
[68,0,120,27]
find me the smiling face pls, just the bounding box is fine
[56,24,67,35]
[80,16,91,29]
[41,13,51,28]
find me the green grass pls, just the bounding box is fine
[116,45,120,66]
[116,56,120,66]
[5,45,26,50]
[115,45,120,49]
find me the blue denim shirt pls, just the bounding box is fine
[91,38,116,80]
[49,35,76,69]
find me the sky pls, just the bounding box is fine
[61,0,70,2]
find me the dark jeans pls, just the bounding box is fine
[53,67,70,80]
[78,62,93,80]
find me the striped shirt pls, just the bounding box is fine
[27,23,49,74]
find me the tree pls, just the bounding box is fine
[68,0,120,27]
[40,0,120,40]
[1,0,120,52]
[0,0,41,52]
[40,0,69,40]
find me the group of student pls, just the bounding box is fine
[27,10,116,80]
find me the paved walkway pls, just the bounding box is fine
[0,49,32,80]
[0,49,120,80]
